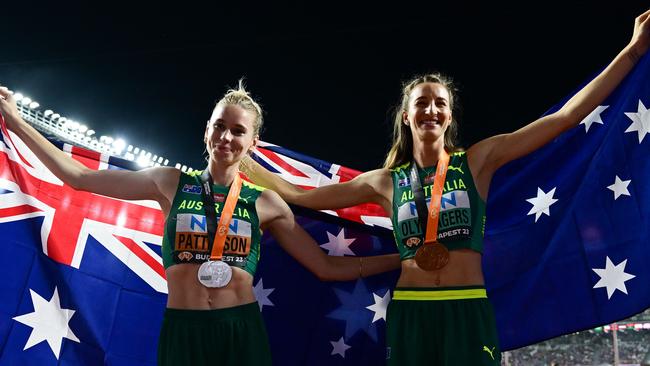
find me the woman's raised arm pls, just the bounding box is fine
[243,155,393,212]
[468,9,650,197]
[0,86,178,209]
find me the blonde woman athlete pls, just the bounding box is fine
[0,83,401,366]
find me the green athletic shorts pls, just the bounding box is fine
[386,286,501,365]
[157,302,272,366]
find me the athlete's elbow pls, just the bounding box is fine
[69,168,95,191]
[313,267,336,282]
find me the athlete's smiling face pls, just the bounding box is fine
[403,82,452,143]
[204,104,258,165]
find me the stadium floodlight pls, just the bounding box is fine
[78,125,88,133]
[155,163,161,167]
[187,168,194,173]
[112,139,126,153]
[86,129,95,136]
[175,163,181,169]
[127,145,133,152]
[13,93,24,101]
[152,155,158,162]
[164,159,169,166]
[145,152,152,158]
[69,121,80,131]
[181,165,187,172]
[104,136,114,145]
[157,156,163,163]
[21,97,32,105]
[133,147,140,154]
[44,110,53,117]
[51,113,60,120]
[28,101,39,109]
[136,155,150,168]
[59,117,67,123]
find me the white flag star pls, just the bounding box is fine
[330,336,352,358]
[580,105,608,132]
[12,287,80,359]
[624,99,650,143]
[320,228,356,256]
[607,175,631,200]
[366,291,391,323]
[593,257,636,299]
[526,187,558,222]
[253,278,275,311]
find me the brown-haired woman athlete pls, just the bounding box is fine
[241,11,650,365]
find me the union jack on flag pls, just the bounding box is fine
[0,120,168,365]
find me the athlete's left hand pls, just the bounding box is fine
[630,9,650,55]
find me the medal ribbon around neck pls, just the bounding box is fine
[410,151,451,272]
[424,152,449,243]
[197,169,242,288]
[210,174,242,261]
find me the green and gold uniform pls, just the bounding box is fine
[157,171,271,366]
[386,152,501,365]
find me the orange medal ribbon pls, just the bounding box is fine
[413,152,450,271]
[424,152,449,244]
[209,174,242,261]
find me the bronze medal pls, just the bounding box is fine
[414,242,449,271]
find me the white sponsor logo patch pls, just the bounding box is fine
[176,213,207,233]
[397,191,470,222]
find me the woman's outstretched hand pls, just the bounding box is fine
[0,86,22,129]
[630,9,650,58]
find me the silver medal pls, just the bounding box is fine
[197,260,232,288]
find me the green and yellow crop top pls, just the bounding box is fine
[161,171,265,276]
[390,151,486,260]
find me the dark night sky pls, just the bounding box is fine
[1,2,646,171]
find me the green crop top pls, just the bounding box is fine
[161,171,265,277]
[390,151,486,260]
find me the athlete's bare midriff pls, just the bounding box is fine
[165,264,255,310]
[396,249,484,287]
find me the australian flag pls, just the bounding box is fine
[1,51,649,365]
[0,114,399,364]
[0,120,167,365]
[483,51,650,349]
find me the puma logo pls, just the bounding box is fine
[482,345,496,360]
[447,162,464,175]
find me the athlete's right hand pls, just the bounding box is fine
[0,86,22,129]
